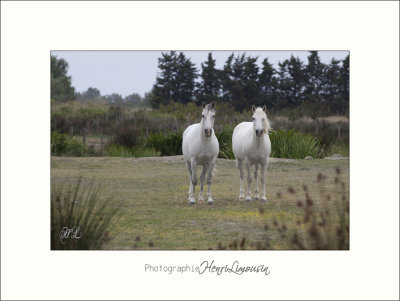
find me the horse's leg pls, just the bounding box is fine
[260,160,268,202]
[254,163,260,200]
[198,165,207,203]
[245,158,252,201]
[237,158,245,200]
[189,159,198,205]
[206,162,215,205]
[185,160,192,202]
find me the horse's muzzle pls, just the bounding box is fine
[204,129,212,137]
[256,130,263,137]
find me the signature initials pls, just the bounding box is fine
[59,226,82,244]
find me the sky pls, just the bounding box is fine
[52,51,349,98]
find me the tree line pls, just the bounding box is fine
[150,51,349,114]
[51,51,349,115]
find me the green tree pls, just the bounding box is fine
[174,52,198,104]
[150,52,197,107]
[221,53,235,104]
[339,54,349,114]
[222,53,260,111]
[105,93,123,105]
[277,55,306,108]
[77,87,101,101]
[259,58,278,109]
[125,93,142,106]
[51,55,76,102]
[305,51,326,103]
[150,51,178,107]
[325,58,342,113]
[196,52,222,104]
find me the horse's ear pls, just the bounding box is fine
[211,102,215,109]
[262,105,266,112]
[252,105,256,113]
[202,102,206,109]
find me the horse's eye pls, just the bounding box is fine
[202,115,204,118]
[252,117,255,121]
[212,115,215,118]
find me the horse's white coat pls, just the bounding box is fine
[182,103,219,205]
[232,106,271,201]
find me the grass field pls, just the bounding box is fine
[51,156,349,250]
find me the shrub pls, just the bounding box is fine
[146,131,183,156]
[215,125,235,159]
[51,177,122,250]
[51,131,91,156]
[109,119,144,148]
[269,129,321,159]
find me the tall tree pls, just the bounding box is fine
[259,58,278,109]
[277,55,306,108]
[305,51,326,103]
[221,53,235,104]
[223,54,260,111]
[196,52,221,104]
[339,54,349,114]
[150,52,197,107]
[325,58,342,113]
[174,52,198,104]
[150,51,178,107]
[51,55,76,102]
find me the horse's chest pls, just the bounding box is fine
[247,149,268,163]
[196,152,213,164]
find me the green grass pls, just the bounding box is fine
[105,145,160,157]
[51,156,349,249]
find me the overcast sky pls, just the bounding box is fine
[52,51,349,98]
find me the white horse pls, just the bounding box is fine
[232,105,271,202]
[182,102,219,205]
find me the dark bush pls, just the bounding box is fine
[109,119,144,148]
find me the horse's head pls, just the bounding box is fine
[201,102,216,137]
[252,105,270,137]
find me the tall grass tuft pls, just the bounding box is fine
[146,131,183,156]
[269,129,321,159]
[51,177,122,250]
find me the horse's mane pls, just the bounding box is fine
[255,107,272,134]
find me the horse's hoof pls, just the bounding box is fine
[245,198,251,202]
[189,201,196,206]
[198,199,204,203]
[207,201,213,205]
[254,196,260,201]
